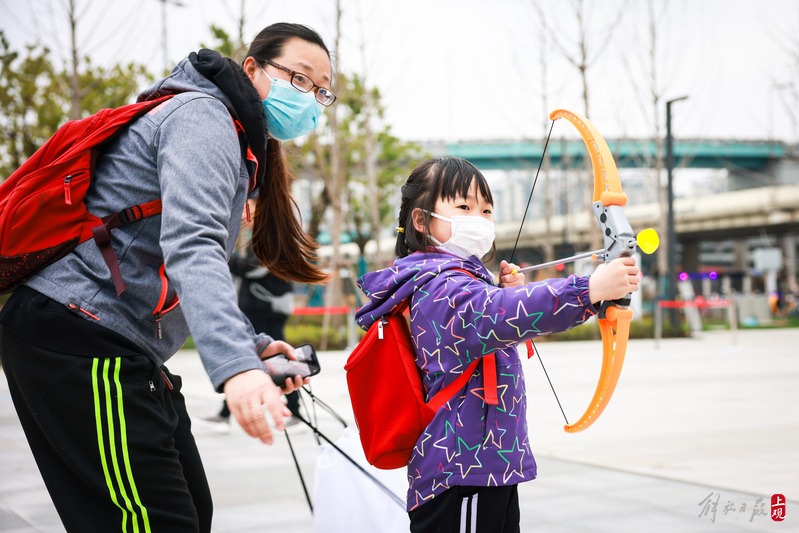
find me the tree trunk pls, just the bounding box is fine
[68,0,81,121]
[540,32,555,264]
[321,0,345,350]
[365,102,380,263]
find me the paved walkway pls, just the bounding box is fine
[2,328,797,532]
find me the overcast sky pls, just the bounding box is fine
[2,0,799,143]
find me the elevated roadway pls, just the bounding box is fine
[494,184,799,253]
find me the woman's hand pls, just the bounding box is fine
[260,340,296,361]
[223,341,310,444]
[223,369,290,445]
[499,260,525,288]
[588,256,640,304]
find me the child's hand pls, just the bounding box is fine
[499,260,525,288]
[588,257,640,304]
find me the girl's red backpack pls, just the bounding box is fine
[345,269,498,470]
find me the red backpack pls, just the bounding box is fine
[0,96,176,296]
[345,269,499,470]
[0,95,254,297]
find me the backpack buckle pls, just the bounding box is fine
[119,205,145,224]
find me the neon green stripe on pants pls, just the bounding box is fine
[113,358,151,532]
[92,358,151,532]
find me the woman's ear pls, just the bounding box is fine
[242,57,258,81]
[411,208,427,234]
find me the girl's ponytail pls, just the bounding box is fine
[395,160,436,258]
[394,196,416,258]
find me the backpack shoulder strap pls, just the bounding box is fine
[91,200,163,297]
[410,266,499,409]
[427,358,483,411]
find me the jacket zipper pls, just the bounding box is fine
[153,264,179,339]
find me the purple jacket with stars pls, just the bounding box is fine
[355,251,598,512]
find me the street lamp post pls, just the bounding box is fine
[666,96,688,328]
[159,0,185,73]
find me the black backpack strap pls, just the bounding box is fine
[91,200,162,297]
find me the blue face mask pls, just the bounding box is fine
[260,69,322,141]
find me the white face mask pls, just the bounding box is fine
[428,212,495,259]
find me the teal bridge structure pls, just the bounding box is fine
[438,138,786,173]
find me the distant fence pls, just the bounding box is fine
[293,306,351,316]
[294,306,359,348]
[654,298,738,348]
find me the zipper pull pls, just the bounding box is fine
[378,318,385,340]
[67,302,99,320]
[63,173,81,205]
[154,313,163,339]
[149,380,156,392]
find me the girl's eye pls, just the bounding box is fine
[483,208,492,215]
[456,205,469,211]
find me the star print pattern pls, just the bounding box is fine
[355,252,596,512]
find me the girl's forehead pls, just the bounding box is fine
[439,179,492,204]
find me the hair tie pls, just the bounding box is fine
[396,226,405,234]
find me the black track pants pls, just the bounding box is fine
[409,484,521,533]
[0,327,212,533]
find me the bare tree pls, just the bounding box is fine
[539,30,555,266]
[534,0,627,252]
[319,0,346,350]
[66,0,80,120]
[62,0,146,119]
[507,4,557,267]
[771,3,799,142]
[647,0,669,282]
[355,5,382,263]
[620,0,669,279]
[213,0,259,62]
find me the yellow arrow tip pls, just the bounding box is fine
[637,228,660,255]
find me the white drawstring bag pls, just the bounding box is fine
[313,428,410,533]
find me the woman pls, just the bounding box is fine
[0,23,333,532]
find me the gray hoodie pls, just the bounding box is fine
[24,56,271,390]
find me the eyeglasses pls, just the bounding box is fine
[264,60,337,107]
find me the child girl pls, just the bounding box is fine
[355,157,640,533]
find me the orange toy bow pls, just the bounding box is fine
[509,109,656,433]
[549,109,636,433]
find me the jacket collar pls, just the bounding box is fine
[187,49,267,190]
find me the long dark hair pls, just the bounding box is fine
[395,157,495,261]
[245,23,330,284]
